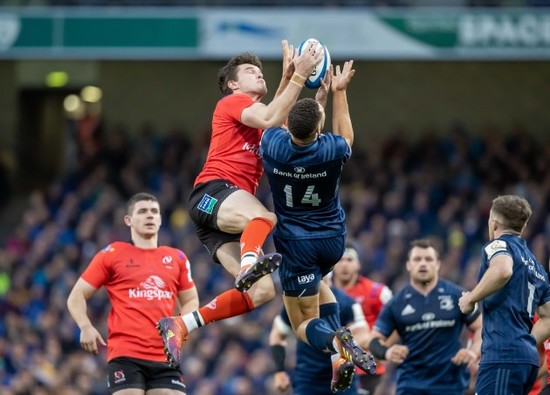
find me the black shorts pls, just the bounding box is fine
[188,179,241,262]
[107,357,186,394]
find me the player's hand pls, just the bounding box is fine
[293,41,324,79]
[281,39,295,80]
[459,291,475,314]
[385,344,409,364]
[80,324,106,355]
[315,66,332,109]
[331,61,355,92]
[451,348,480,369]
[273,371,291,392]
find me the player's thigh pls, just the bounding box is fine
[217,189,274,233]
[146,389,186,395]
[276,236,345,296]
[476,363,538,395]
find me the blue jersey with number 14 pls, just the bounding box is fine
[261,128,351,240]
[479,233,550,366]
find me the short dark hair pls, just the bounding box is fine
[408,238,440,259]
[491,195,532,233]
[127,192,159,215]
[287,98,322,140]
[218,52,262,96]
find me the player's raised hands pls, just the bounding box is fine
[315,65,333,109]
[281,39,296,80]
[331,60,356,92]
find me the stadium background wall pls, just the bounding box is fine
[0,59,548,178]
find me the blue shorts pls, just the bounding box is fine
[476,363,538,395]
[275,235,345,296]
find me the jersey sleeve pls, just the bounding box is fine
[326,133,352,161]
[221,94,255,122]
[373,300,397,337]
[484,239,511,261]
[176,250,195,292]
[81,245,113,288]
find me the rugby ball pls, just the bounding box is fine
[297,38,331,89]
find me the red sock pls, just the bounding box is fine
[198,289,255,325]
[240,217,274,258]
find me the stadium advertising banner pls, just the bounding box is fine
[0,7,549,59]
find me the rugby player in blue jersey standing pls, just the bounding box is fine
[369,238,482,395]
[459,195,550,395]
[260,60,376,393]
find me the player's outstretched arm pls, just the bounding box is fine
[331,61,356,148]
[67,278,106,355]
[241,43,322,130]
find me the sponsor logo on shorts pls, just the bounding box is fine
[297,273,315,285]
[198,194,218,215]
[114,370,126,384]
[171,379,186,388]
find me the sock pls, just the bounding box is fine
[180,311,203,334]
[320,302,341,331]
[240,217,274,267]
[198,289,255,325]
[305,318,336,353]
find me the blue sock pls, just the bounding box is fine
[305,316,337,353]
[320,302,341,331]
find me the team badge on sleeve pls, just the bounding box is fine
[484,240,508,260]
[101,244,115,253]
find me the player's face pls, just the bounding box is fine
[333,255,360,283]
[232,63,267,97]
[406,246,440,284]
[125,200,161,237]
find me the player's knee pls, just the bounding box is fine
[252,211,277,227]
[265,211,277,226]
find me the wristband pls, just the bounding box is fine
[290,73,306,87]
[271,344,286,372]
[369,337,389,360]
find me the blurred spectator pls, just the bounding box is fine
[0,119,548,393]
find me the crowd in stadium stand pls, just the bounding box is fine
[0,119,548,394]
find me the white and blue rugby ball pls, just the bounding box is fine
[297,38,331,89]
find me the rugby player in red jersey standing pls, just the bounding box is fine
[67,192,199,394]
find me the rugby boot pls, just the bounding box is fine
[235,252,282,292]
[157,317,188,369]
[334,326,377,375]
[330,357,355,392]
